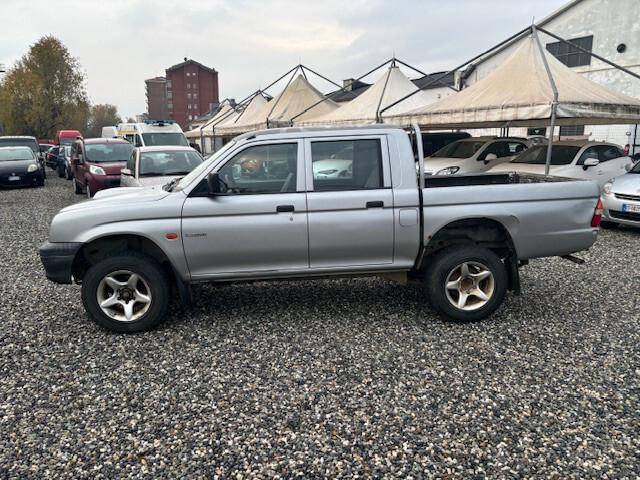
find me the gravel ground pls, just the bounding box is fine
[0,175,639,478]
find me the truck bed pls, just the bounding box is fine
[421,172,600,260]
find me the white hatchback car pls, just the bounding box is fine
[423,137,529,175]
[489,141,633,188]
[120,146,203,188]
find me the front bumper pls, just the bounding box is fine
[0,171,43,187]
[89,175,121,193]
[602,192,640,226]
[39,242,83,284]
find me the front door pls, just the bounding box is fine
[304,136,394,269]
[182,141,309,278]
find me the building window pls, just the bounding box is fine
[546,35,593,67]
[167,91,172,99]
[167,80,172,89]
[187,93,191,99]
[193,92,198,99]
[559,125,585,136]
[527,127,546,136]
[187,83,191,89]
[168,102,173,110]
[188,115,193,120]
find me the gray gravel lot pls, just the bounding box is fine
[1,175,639,478]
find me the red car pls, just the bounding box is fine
[70,138,133,197]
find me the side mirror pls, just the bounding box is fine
[207,172,222,194]
[483,153,498,163]
[121,168,133,176]
[583,157,599,169]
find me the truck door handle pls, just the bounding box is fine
[276,205,295,212]
[366,201,384,209]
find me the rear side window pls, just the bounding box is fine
[311,139,383,191]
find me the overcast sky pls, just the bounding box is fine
[1,0,568,119]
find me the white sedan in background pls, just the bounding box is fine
[120,146,203,188]
[489,141,633,188]
[601,160,640,228]
[423,137,529,175]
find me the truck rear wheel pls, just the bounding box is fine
[81,252,170,333]
[73,177,83,194]
[425,246,507,322]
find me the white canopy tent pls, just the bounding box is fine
[296,66,433,127]
[214,93,268,131]
[385,34,640,129]
[215,75,339,136]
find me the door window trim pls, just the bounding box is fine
[304,135,392,192]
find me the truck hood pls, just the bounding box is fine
[61,185,170,213]
[488,162,553,175]
[136,175,182,187]
[609,172,640,194]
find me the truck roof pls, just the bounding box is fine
[236,125,406,141]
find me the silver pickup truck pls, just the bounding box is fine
[40,126,602,332]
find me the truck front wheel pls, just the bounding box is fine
[81,252,170,333]
[425,246,507,322]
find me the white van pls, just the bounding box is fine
[101,126,118,138]
[116,120,189,148]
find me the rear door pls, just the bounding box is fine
[182,140,309,278]
[304,135,394,269]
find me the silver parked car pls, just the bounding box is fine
[120,146,203,188]
[601,160,640,228]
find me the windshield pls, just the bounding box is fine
[511,145,580,165]
[173,141,236,192]
[0,147,34,161]
[141,133,189,147]
[0,138,38,154]
[431,140,486,159]
[85,143,134,162]
[630,161,640,173]
[139,150,203,176]
[59,138,76,146]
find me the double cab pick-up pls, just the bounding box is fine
[40,126,602,333]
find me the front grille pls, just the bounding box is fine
[609,210,640,221]
[615,193,640,202]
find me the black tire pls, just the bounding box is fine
[81,252,170,333]
[73,177,83,194]
[37,175,45,187]
[424,246,507,322]
[600,220,618,229]
[57,163,65,178]
[65,165,73,180]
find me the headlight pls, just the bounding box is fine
[27,163,39,173]
[89,165,106,176]
[435,166,460,175]
[603,181,613,195]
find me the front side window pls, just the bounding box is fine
[597,145,623,162]
[84,143,134,162]
[507,142,527,155]
[216,143,298,194]
[139,150,203,177]
[577,146,599,165]
[311,139,383,191]
[126,152,136,174]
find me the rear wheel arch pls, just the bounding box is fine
[420,217,520,291]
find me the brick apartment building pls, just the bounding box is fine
[145,76,169,120]
[144,59,219,129]
[165,58,219,129]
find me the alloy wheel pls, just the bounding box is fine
[444,261,495,311]
[96,270,152,322]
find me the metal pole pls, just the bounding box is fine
[536,26,640,81]
[375,67,393,123]
[393,58,458,92]
[532,26,559,175]
[414,123,425,190]
[300,64,342,89]
[379,25,534,116]
[265,66,299,127]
